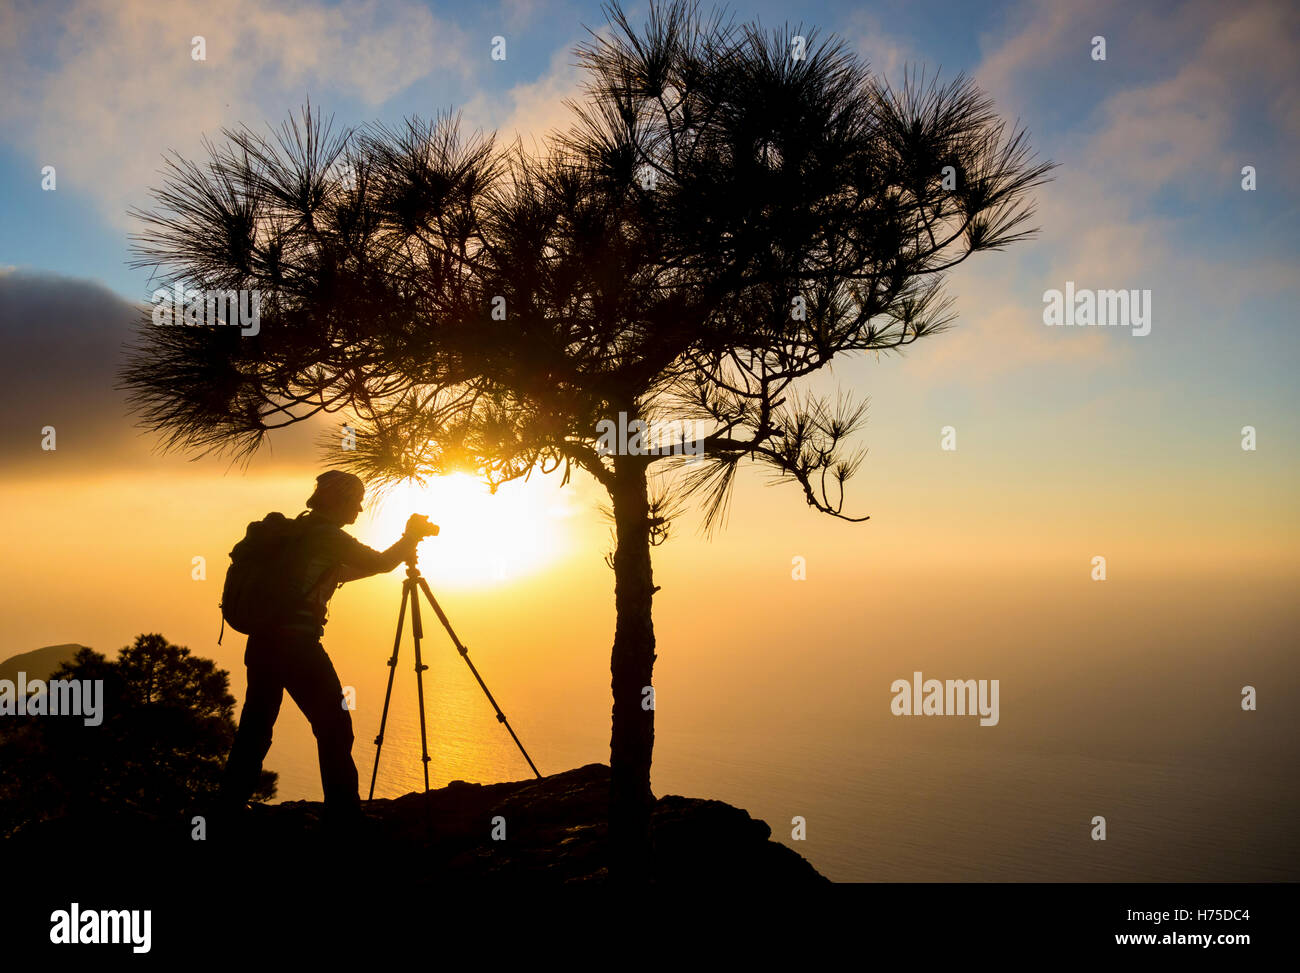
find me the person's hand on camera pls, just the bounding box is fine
[396,514,437,563]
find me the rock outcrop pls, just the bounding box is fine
[10,763,828,887]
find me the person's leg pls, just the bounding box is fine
[283,638,361,821]
[219,636,286,810]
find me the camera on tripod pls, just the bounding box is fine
[405,513,440,539]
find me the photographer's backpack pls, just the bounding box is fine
[218,511,314,642]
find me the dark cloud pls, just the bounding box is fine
[0,270,320,475]
[0,270,146,471]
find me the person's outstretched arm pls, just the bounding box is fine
[334,525,422,584]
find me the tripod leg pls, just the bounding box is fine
[408,576,433,795]
[367,580,410,800]
[415,574,542,779]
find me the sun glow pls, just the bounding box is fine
[359,472,574,589]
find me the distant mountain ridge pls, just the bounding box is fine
[0,644,90,684]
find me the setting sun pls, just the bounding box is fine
[359,472,577,589]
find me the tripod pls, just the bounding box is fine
[367,557,541,804]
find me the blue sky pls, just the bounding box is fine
[0,0,1003,297]
[2,0,1295,300]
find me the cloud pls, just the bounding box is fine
[909,261,1112,380]
[501,0,548,31]
[842,7,915,84]
[0,0,470,230]
[460,28,592,153]
[972,0,1090,113]
[975,0,1300,206]
[0,269,322,475]
[1033,0,1300,308]
[0,270,145,470]
[1085,1,1300,192]
[898,0,1300,383]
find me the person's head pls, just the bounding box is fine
[306,470,365,525]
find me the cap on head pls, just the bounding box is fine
[306,470,365,511]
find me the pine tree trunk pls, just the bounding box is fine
[608,458,657,883]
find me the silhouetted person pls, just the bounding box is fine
[219,470,427,832]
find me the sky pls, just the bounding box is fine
[1,0,1297,880]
